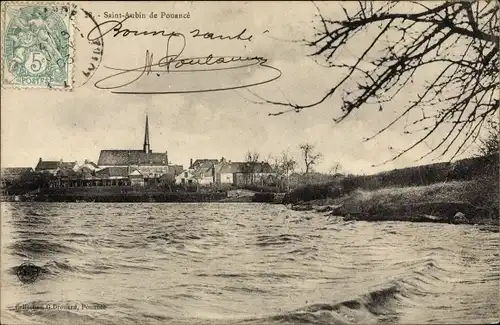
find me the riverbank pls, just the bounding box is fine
[284,154,499,226]
[9,187,228,203]
[289,179,499,226]
[2,187,285,204]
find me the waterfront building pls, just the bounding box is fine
[0,167,35,188]
[35,159,78,176]
[97,114,182,186]
[213,157,276,186]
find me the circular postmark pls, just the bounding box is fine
[70,5,105,88]
[16,262,41,284]
[3,6,71,87]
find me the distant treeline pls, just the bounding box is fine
[284,154,499,204]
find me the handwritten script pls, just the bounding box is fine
[86,17,280,93]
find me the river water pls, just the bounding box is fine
[1,202,498,324]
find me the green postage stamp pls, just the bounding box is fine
[2,2,73,89]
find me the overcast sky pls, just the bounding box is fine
[1,1,481,174]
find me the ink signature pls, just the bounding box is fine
[93,33,282,94]
[87,17,281,94]
[87,16,253,42]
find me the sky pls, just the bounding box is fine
[1,1,487,174]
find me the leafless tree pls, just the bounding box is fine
[328,162,343,175]
[477,118,499,156]
[279,151,297,191]
[245,151,261,163]
[267,151,298,190]
[299,143,323,174]
[280,151,297,176]
[244,151,261,184]
[262,1,499,164]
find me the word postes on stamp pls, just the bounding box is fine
[2,2,73,89]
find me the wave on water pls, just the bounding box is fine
[237,284,403,325]
[41,260,81,275]
[146,231,203,244]
[256,234,302,247]
[10,215,52,226]
[9,239,79,257]
[239,280,416,325]
[242,257,458,325]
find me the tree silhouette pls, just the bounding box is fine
[244,151,261,184]
[299,143,323,173]
[278,151,297,191]
[263,1,499,164]
[476,118,499,156]
[328,162,343,175]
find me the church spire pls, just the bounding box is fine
[143,114,150,153]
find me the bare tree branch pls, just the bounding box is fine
[262,1,499,162]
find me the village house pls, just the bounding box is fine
[128,169,145,186]
[56,167,78,187]
[168,165,184,176]
[213,157,276,186]
[33,159,100,188]
[174,159,219,186]
[191,159,219,170]
[33,159,81,187]
[79,159,100,173]
[0,167,35,188]
[74,160,99,183]
[214,158,238,184]
[175,169,197,185]
[95,166,131,186]
[233,161,275,186]
[35,158,78,176]
[190,158,217,185]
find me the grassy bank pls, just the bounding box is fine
[299,180,498,224]
[286,154,499,225]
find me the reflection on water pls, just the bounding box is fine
[1,202,499,324]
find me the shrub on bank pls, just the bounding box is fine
[252,192,275,203]
[284,154,499,204]
[283,183,342,204]
[240,184,280,193]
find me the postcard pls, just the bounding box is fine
[1,1,498,324]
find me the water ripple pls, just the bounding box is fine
[1,202,498,324]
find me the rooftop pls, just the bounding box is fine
[98,150,168,166]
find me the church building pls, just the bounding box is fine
[97,115,181,183]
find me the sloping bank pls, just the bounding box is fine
[287,180,499,226]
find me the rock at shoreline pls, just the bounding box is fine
[289,200,495,226]
[291,203,347,213]
[314,205,332,213]
[451,212,468,224]
[315,204,347,214]
[291,204,313,211]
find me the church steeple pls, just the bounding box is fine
[143,114,150,153]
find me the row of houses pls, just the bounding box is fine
[34,158,183,187]
[1,115,277,189]
[175,157,275,186]
[1,156,276,189]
